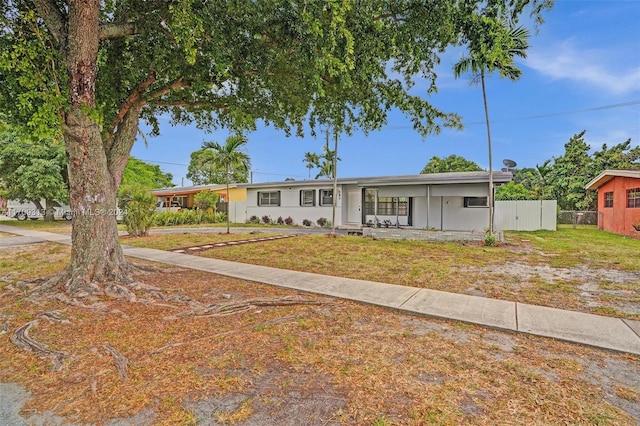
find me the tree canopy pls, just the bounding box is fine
[0,0,553,292]
[0,124,68,221]
[495,182,537,201]
[505,132,639,206]
[420,154,483,174]
[187,148,249,185]
[121,157,174,190]
[546,132,640,210]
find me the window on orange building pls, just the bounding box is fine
[604,192,613,208]
[627,188,640,208]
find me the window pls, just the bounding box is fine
[320,189,333,206]
[300,189,315,207]
[376,197,408,216]
[604,192,613,208]
[364,189,376,215]
[257,191,280,206]
[627,188,640,208]
[464,197,488,208]
[363,192,408,216]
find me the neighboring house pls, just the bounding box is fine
[586,169,640,238]
[241,171,514,232]
[151,184,248,223]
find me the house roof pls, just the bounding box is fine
[240,171,513,189]
[585,170,640,190]
[151,184,231,196]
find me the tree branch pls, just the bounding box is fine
[107,71,157,138]
[33,0,67,44]
[149,101,227,109]
[99,23,136,39]
[143,77,188,102]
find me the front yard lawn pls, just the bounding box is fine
[122,227,640,320]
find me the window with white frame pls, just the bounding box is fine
[604,192,613,208]
[300,189,315,206]
[320,189,333,206]
[627,188,640,208]
[257,191,280,206]
[463,197,488,208]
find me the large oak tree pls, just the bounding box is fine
[0,0,551,296]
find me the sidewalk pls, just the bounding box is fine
[2,224,639,356]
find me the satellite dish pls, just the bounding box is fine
[503,159,517,168]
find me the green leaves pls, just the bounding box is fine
[454,16,530,82]
[420,155,483,174]
[120,157,174,191]
[0,124,68,205]
[199,135,251,184]
[0,8,66,140]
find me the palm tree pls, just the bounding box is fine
[202,135,251,234]
[303,152,320,179]
[453,21,529,235]
[315,146,340,179]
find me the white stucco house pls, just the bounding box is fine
[241,171,514,232]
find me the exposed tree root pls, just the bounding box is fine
[11,316,70,372]
[7,264,194,313]
[168,295,326,319]
[55,294,108,310]
[103,344,128,382]
[39,310,71,324]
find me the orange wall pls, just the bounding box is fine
[597,177,640,238]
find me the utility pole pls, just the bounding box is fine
[331,128,338,235]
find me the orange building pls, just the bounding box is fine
[586,170,640,238]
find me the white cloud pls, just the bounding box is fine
[527,39,640,95]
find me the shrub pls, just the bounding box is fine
[284,216,294,225]
[118,184,155,237]
[247,215,260,224]
[214,212,226,223]
[261,215,272,224]
[276,216,284,225]
[484,235,497,247]
[193,191,219,212]
[302,219,312,226]
[316,217,327,227]
[153,210,222,226]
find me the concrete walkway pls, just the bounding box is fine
[1,224,639,356]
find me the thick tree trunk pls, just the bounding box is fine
[59,0,131,295]
[63,108,131,294]
[44,199,56,222]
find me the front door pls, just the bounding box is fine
[347,191,360,224]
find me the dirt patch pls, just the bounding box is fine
[185,368,345,425]
[461,261,640,317]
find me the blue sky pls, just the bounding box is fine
[130,0,640,186]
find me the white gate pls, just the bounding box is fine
[495,200,557,231]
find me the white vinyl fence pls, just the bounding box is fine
[495,200,557,231]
